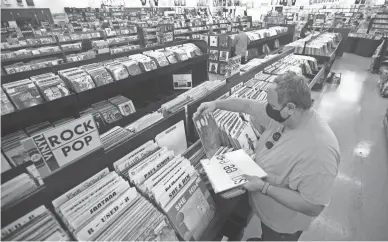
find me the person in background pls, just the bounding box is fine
[350,20,359,33]
[231,25,250,64]
[336,18,347,28]
[300,20,313,38]
[195,72,340,241]
[359,16,371,30]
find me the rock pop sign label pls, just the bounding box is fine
[23,114,102,178]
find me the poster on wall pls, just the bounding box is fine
[26,0,34,6]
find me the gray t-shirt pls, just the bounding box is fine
[248,100,340,234]
[232,32,250,57]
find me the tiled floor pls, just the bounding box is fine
[242,54,388,240]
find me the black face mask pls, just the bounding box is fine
[266,103,290,123]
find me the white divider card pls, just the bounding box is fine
[173,73,192,90]
[201,149,267,194]
[155,120,187,155]
[22,114,102,178]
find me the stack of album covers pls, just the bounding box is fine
[100,126,134,151]
[91,100,123,124]
[2,79,44,110]
[108,95,136,116]
[58,68,96,93]
[1,88,15,115]
[110,44,140,55]
[160,80,226,115]
[1,165,44,209]
[240,58,266,73]
[125,112,164,134]
[143,51,170,67]
[31,74,71,102]
[52,169,177,241]
[2,130,30,167]
[193,112,258,157]
[1,206,70,241]
[201,149,267,199]
[115,57,143,76]
[113,140,216,241]
[104,62,130,81]
[80,63,114,86]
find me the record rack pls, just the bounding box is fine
[2,45,329,241]
[1,39,209,136]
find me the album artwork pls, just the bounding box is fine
[219,50,229,61]
[209,36,218,47]
[209,50,219,61]
[209,62,218,73]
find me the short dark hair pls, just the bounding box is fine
[237,25,244,31]
[273,72,312,110]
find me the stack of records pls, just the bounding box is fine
[61,42,82,51]
[52,169,177,241]
[2,130,30,167]
[1,88,15,115]
[58,68,96,93]
[80,108,108,132]
[104,62,130,81]
[115,57,142,76]
[25,121,54,136]
[110,44,140,55]
[31,74,71,102]
[201,149,267,199]
[100,126,134,151]
[160,49,179,64]
[1,206,70,241]
[143,51,170,67]
[240,58,266,73]
[114,140,216,241]
[125,112,164,134]
[194,112,258,157]
[108,95,136,116]
[1,165,44,209]
[91,100,123,124]
[80,63,114,87]
[129,54,158,72]
[3,79,44,110]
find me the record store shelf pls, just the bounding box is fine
[1,48,209,136]
[2,45,328,241]
[1,39,206,84]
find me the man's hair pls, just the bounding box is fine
[237,25,244,31]
[273,72,312,110]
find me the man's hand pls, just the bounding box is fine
[243,175,266,192]
[194,101,216,118]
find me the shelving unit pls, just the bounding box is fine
[1,39,209,136]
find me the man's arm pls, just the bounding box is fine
[266,185,324,217]
[214,98,259,116]
[243,175,324,217]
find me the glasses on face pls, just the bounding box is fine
[265,131,282,150]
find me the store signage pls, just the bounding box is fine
[173,73,193,90]
[22,115,102,178]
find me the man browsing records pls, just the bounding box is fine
[194,72,340,241]
[232,25,250,64]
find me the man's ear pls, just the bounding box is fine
[286,102,296,112]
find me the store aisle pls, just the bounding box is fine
[243,54,388,240]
